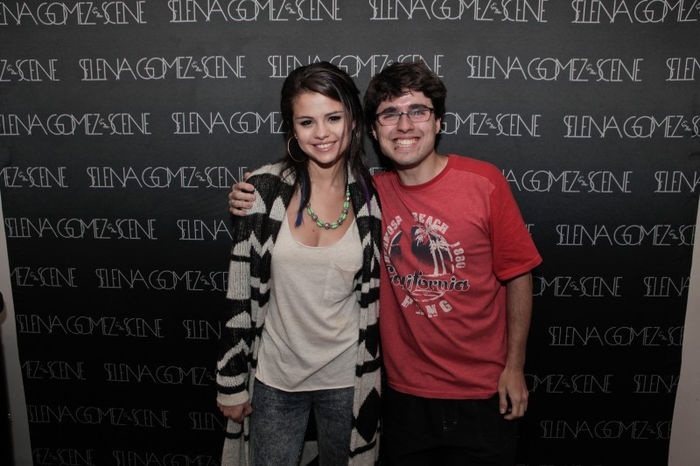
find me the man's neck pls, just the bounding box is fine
[395,153,448,186]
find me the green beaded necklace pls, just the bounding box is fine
[306,185,350,230]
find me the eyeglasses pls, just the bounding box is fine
[375,106,435,126]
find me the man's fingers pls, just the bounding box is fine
[230,198,254,207]
[232,182,255,194]
[503,393,528,420]
[229,193,254,202]
[504,406,525,420]
[228,199,254,216]
[515,397,528,418]
[498,390,509,415]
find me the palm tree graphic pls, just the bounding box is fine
[413,223,456,277]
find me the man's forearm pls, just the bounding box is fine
[504,272,533,370]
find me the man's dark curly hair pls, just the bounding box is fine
[363,61,447,131]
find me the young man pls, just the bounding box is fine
[363,62,541,465]
[229,62,541,465]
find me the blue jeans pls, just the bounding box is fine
[250,379,354,466]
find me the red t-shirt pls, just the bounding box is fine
[374,155,542,399]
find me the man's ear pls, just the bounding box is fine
[434,117,441,134]
[371,126,377,139]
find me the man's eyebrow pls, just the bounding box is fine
[378,103,430,114]
[377,106,398,114]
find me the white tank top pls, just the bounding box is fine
[255,213,362,391]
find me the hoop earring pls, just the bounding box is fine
[287,137,305,163]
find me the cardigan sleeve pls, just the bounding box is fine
[216,201,255,407]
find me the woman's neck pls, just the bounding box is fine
[307,160,346,190]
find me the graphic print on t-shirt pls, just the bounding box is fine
[383,211,470,319]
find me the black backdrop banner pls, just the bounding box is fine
[1,1,699,465]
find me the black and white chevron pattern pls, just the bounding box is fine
[216,162,382,465]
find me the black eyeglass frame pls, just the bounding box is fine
[375,106,435,126]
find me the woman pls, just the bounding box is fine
[216,62,382,466]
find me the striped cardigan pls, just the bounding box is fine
[216,162,382,465]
